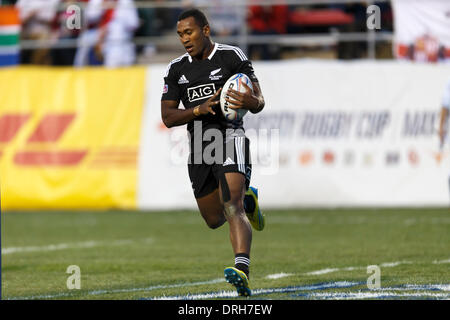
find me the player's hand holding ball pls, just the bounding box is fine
[220,73,259,121]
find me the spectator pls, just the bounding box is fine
[74,0,139,68]
[51,0,81,66]
[247,3,289,60]
[95,0,139,67]
[16,0,61,64]
[74,0,105,66]
[188,0,244,38]
[333,3,367,60]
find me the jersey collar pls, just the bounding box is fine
[207,42,218,60]
[187,43,217,62]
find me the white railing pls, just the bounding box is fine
[16,0,393,59]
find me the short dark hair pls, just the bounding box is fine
[177,8,209,28]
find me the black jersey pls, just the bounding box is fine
[161,43,258,135]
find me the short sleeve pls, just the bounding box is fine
[225,46,259,83]
[161,63,181,101]
[235,60,259,83]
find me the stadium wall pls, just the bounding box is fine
[139,60,450,209]
[1,61,449,210]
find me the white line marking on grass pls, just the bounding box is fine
[304,268,341,276]
[155,290,238,300]
[303,261,413,276]
[405,284,450,291]
[379,261,412,267]
[374,284,450,292]
[87,278,225,296]
[2,238,153,255]
[303,291,450,300]
[266,273,294,279]
[7,258,448,300]
[151,281,361,300]
[7,278,225,300]
[432,258,450,264]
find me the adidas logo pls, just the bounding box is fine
[178,75,189,84]
[223,157,235,166]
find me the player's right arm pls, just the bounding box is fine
[161,57,222,128]
[161,88,222,128]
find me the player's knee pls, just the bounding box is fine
[223,200,244,219]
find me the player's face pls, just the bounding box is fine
[177,17,210,58]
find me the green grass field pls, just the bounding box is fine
[1,208,449,300]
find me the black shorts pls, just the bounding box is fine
[188,132,252,199]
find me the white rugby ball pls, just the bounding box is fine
[220,73,253,121]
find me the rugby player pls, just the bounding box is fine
[161,8,265,296]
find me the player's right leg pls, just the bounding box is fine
[195,188,226,229]
[189,163,226,229]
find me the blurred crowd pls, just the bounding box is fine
[0,0,393,66]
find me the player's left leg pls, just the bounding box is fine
[244,186,265,231]
[219,171,252,296]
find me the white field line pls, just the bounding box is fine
[153,281,360,300]
[374,284,450,291]
[304,292,450,300]
[303,261,414,276]
[8,278,226,300]
[151,281,450,300]
[304,268,342,275]
[265,273,294,279]
[1,238,153,255]
[154,282,450,300]
[6,258,450,300]
[260,259,449,292]
[432,258,450,264]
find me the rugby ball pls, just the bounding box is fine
[220,73,253,121]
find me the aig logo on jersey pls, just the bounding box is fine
[188,83,216,102]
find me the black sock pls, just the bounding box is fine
[235,253,250,279]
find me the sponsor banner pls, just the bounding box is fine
[392,0,450,62]
[0,6,20,66]
[0,66,146,209]
[139,61,450,208]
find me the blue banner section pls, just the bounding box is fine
[0,54,19,67]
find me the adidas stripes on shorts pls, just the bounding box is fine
[188,131,252,199]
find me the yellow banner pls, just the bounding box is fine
[0,66,146,210]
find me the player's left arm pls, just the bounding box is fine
[225,81,265,114]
